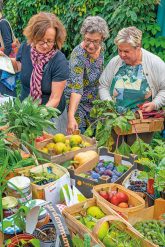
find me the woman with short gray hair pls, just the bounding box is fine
[80,16,109,41]
[99,26,165,145]
[114,26,142,48]
[66,16,109,134]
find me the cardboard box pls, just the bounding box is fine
[18,163,70,204]
[71,147,136,198]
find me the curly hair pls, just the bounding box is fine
[80,16,109,41]
[114,26,142,48]
[23,12,66,50]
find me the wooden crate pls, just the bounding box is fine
[114,112,164,135]
[71,147,136,198]
[34,132,53,149]
[36,134,97,164]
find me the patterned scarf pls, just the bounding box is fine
[30,46,57,101]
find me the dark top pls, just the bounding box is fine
[0,18,12,56]
[16,42,69,113]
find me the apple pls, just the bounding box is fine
[99,190,109,201]
[107,190,117,202]
[110,195,120,206]
[118,202,129,208]
[116,192,129,203]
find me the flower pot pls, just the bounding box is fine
[34,223,56,247]
[160,190,165,199]
[147,178,154,195]
[7,233,35,247]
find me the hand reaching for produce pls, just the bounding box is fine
[67,116,79,135]
[141,101,156,112]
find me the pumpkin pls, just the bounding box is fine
[73,150,98,168]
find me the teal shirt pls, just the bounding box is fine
[110,63,152,112]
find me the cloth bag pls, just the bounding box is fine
[0,18,20,58]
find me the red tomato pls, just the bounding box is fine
[35,136,45,142]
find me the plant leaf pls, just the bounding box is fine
[118,141,131,156]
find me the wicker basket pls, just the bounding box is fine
[63,197,127,246]
[92,215,157,247]
[93,183,145,223]
[114,110,164,135]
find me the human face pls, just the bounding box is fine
[35,27,56,54]
[83,32,102,55]
[117,43,141,66]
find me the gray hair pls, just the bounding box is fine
[80,16,109,41]
[114,26,142,48]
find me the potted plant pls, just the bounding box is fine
[6,233,40,247]
[154,157,165,199]
[136,158,156,205]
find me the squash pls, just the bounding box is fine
[73,150,98,168]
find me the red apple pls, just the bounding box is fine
[99,190,109,201]
[110,195,120,206]
[116,192,129,203]
[107,190,117,202]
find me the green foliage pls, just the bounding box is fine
[84,100,135,148]
[3,0,165,62]
[0,97,59,143]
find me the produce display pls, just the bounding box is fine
[123,169,147,192]
[0,97,164,247]
[134,220,165,246]
[79,159,129,182]
[39,133,92,154]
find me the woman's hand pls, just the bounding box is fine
[142,102,156,112]
[67,116,78,135]
[0,50,5,56]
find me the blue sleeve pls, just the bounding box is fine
[0,19,12,56]
[16,42,25,62]
[51,51,69,82]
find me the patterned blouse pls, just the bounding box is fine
[65,44,104,128]
[110,63,152,113]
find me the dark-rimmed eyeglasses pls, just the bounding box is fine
[84,38,102,46]
[37,40,55,46]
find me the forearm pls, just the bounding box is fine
[152,91,165,110]
[10,58,21,72]
[46,98,60,108]
[68,93,82,117]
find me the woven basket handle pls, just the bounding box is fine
[136,110,144,120]
[92,215,140,238]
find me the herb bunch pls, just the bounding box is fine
[0,97,60,143]
[84,100,135,148]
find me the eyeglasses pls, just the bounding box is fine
[37,40,55,46]
[84,38,102,46]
